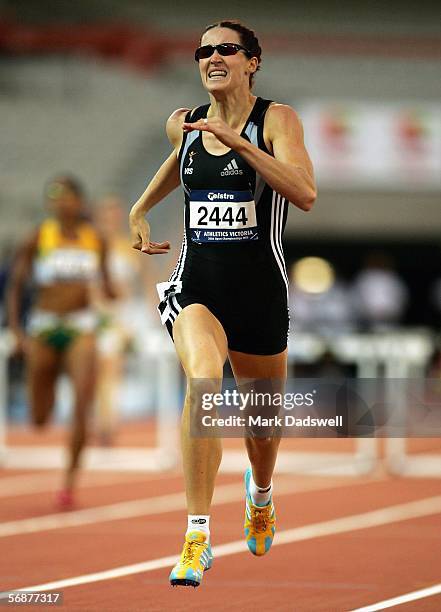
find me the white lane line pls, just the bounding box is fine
[1,493,441,597]
[0,476,364,538]
[351,583,441,611]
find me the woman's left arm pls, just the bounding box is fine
[185,104,317,211]
[237,104,316,210]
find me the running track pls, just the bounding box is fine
[1,437,441,610]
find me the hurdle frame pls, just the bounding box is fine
[1,330,435,476]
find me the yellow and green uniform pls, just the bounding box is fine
[28,218,101,351]
[33,218,101,286]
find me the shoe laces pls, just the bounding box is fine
[182,540,204,565]
[251,504,272,533]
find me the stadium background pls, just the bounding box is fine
[1,2,441,610]
[1,0,441,328]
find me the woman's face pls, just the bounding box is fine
[46,181,83,220]
[198,27,256,95]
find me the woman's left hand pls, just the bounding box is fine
[182,117,241,150]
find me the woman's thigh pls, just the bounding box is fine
[173,303,228,379]
[26,337,60,423]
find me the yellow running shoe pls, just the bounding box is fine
[169,531,213,587]
[244,468,276,556]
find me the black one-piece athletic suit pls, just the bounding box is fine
[157,96,290,355]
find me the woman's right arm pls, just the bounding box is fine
[7,230,38,353]
[129,108,189,254]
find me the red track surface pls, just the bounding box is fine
[1,425,441,611]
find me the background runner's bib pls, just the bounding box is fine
[189,189,258,243]
[33,218,101,285]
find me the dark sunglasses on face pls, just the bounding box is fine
[194,43,251,62]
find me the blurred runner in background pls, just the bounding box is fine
[93,194,156,446]
[7,176,115,509]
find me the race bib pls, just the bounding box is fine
[34,249,99,284]
[189,189,258,243]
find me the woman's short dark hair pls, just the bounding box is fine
[201,20,262,88]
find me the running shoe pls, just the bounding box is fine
[55,489,74,511]
[169,531,213,587]
[244,467,276,556]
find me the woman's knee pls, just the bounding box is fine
[184,350,225,380]
[32,412,49,428]
[31,399,54,427]
[183,377,223,433]
[186,373,221,403]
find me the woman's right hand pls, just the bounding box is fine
[129,210,170,255]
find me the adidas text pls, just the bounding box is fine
[221,168,243,176]
[221,158,243,177]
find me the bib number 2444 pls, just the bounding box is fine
[189,190,258,243]
[196,205,248,227]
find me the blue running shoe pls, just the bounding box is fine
[244,467,276,556]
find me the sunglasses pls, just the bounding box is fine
[194,43,251,62]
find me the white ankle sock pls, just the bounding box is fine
[249,473,272,507]
[186,515,210,539]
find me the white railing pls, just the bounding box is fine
[0,328,436,475]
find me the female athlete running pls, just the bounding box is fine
[129,20,316,587]
[7,176,114,509]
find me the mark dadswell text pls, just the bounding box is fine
[201,415,344,428]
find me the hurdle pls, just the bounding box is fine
[1,329,434,476]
